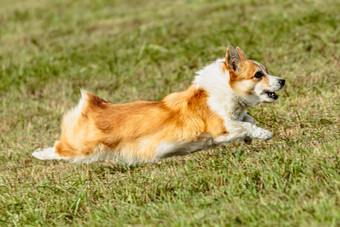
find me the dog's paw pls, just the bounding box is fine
[32,147,63,160]
[259,129,273,140]
[244,136,252,144]
[252,128,273,140]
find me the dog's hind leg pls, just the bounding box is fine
[32,146,67,160]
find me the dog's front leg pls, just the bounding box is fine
[244,122,272,142]
[240,121,273,141]
[242,113,254,144]
[242,113,254,124]
[215,121,272,145]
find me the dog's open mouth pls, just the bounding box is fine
[264,90,278,100]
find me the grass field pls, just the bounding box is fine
[0,0,339,225]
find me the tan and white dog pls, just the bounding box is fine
[33,45,285,164]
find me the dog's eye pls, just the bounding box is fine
[254,72,263,79]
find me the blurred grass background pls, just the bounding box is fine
[0,0,339,225]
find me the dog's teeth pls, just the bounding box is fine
[265,91,278,99]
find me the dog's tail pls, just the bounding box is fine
[33,90,108,161]
[61,90,108,138]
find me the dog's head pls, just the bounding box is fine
[224,45,285,104]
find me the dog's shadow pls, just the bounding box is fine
[89,161,147,175]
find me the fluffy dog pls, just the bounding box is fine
[33,45,285,164]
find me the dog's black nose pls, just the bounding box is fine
[279,79,285,87]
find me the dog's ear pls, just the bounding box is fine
[225,45,243,72]
[236,47,247,61]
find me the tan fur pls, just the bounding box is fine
[55,85,226,162]
[30,45,284,164]
[225,46,271,95]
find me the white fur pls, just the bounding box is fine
[194,59,273,143]
[251,61,283,102]
[62,89,87,137]
[32,147,66,160]
[33,57,281,164]
[253,73,282,103]
[154,138,215,160]
[267,75,283,91]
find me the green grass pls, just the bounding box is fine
[0,0,339,225]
